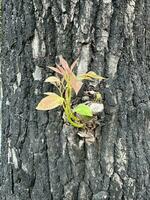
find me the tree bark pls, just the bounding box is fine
[1,0,150,200]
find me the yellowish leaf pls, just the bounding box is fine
[86,71,105,80]
[36,93,64,111]
[44,76,60,85]
[79,71,105,81]
[78,74,93,80]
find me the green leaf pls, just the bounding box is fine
[73,104,93,117]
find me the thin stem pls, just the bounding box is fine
[65,84,80,122]
[55,85,62,97]
[63,104,84,128]
[63,82,84,128]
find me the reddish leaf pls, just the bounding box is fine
[70,58,78,71]
[48,66,63,75]
[59,56,72,75]
[70,74,83,95]
[56,64,66,75]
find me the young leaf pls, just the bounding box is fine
[78,74,93,80]
[36,93,64,111]
[44,76,60,85]
[70,74,83,95]
[59,56,72,75]
[48,66,63,75]
[57,56,82,94]
[56,64,66,75]
[70,58,78,71]
[73,103,93,117]
[86,71,105,80]
[79,71,105,80]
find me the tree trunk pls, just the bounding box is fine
[1,0,150,200]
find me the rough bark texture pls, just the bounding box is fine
[0,0,2,171]
[0,0,150,200]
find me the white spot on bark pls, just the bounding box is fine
[103,0,112,3]
[7,140,19,169]
[91,169,96,177]
[77,44,90,75]
[42,139,44,143]
[102,30,109,47]
[62,14,68,30]
[12,148,18,169]
[89,103,104,114]
[32,30,39,59]
[62,125,67,156]
[8,149,11,164]
[34,89,38,95]
[6,98,10,106]
[17,72,21,86]
[41,41,46,57]
[79,140,84,148]
[105,152,114,177]
[33,66,42,81]
[62,141,67,156]
[22,163,28,172]
[8,139,11,164]
[60,0,66,12]
[13,83,17,93]
[107,54,120,78]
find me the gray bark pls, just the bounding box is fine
[0,0,150,200]
[0,0,2,168]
